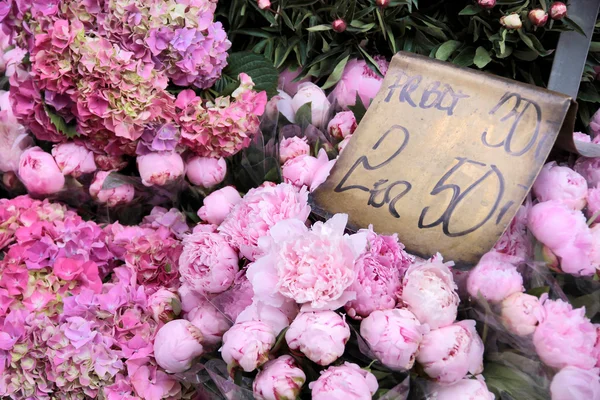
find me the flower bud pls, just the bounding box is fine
[148,289,180,323]
[137,151,184,186]
[285,311,350,366]
[500,292,543,336]
[279,136,310,164]
[291,83,331,129]
[337,136,352,154]
[327,111,357,139]
[18,147,65,195]
[310,362,378,400]
[197,186,242,225]
[332,19,347,33]
[257,0,271,10]
[532,161,587,210]
[550,2,567,20]
[528,9,549,27]
[427,377,495,400]
[186,156,226,188]
[500,13,522,29]
[52,142,97,178]
[478,0,496,9]
[187,301,232,349]
[89,171,135,207]
[376,0,390,7]
[220,321,276,372]
[550,367,600,400]
[253,355,306,400]
[154,320,204,373]
[466,251,524,303]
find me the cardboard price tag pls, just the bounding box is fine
[311,52,576,265]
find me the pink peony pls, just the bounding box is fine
[253,355,306,400]
[426,376,495,400]
[310,150,336,192]
[550,367,600,400]
[533,298,597,369]
[345,228,413,319]
[266,90,295,123]
[337,136,352,154]
[197,186,242,225]
[360,308,423,370]
[332,57,389,109]
[18,146,65,195]
[285,311,351,366]
[309,362,378,400]
[533,162,588,210]
[575,157,600,188]
[279,67,310,96]
[89,171,135,207]
[236,300,298,336]
[51,142,97,177]
[279,136,309,164]
[282,149,335,192]
[220,320,276,372]
[137,152,184,186]
[179,231,239,294]
[154,320,204,373]
[147,289,180,323]
[0,98,31,172]
[467,251,524,303]
[500,292,543,336]
[591,108,600,137]
[494,203,531,260]
[291,83,331,128]
[400,253,459,329]
[417,320,484,384]
[187,300,233,349]
[574,132,592,142]
[587,187,600,222]
[327,111,357,139]
[186,156,227,188]
[246,214,366,310]
[218,183,311,261]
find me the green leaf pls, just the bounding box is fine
[44,105,80,139]
[453,46,476,67]
[435,40,461,61]
[348,93,368,123]
[563,16,586,36]
[570,290,600,318]
[295,102,312,126]
[306,24,332,32]
[474,46,492,68]
[321,54,349,90]
[220,51,279,97]
[526,286,550,298]
[459,5,481,16]
[483,362,549,400]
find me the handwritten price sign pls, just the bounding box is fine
[312,52,576,265]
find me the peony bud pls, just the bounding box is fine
[2,171,20,190]
[417,320,484,384]
[550,367,600,400]
[501,13,522,29]
[332,19,347,33]
[18,147,65,195]
[327,111,357,139]
[532,161,587,210]
[236,300,298,336]
[466,251,524,303]
[137,152,184,186]
[197,186,242,225]
[376,0,390,7]
[89,171,135,207]
[427,376,495,400]
[186,156,227,188]
[220,321,276,372]
[478,0,496,9]
[279,136,310,164]
[187,301,233,349]
[291,83,332,129]
[52,142,97,178]
[278,68,310,97]
[360,309,423,370]
[257,0,271,9]
[253,355,306,400]
[529,9,549,27]
[285,311,350,366]
[550,2,567,20]
[337,136,352,154]
[154,320,204,373]
[331,57,389,110]
[310,362,378,400]
[500,292,543,336]
[148,289,180,323]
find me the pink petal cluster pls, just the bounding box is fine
[500,292,543,336]
[187,300,233,348]
[426,376,495,400]
[198,186,242,225]
[309,362,378,400]
[220,320,276,372]
[493,203,531,260]
[176,74,268,158]
[467,251,524,303]
[285,311,351,365]
[279,136,310,164]
[360,308,423,370]
[282,148,336,192]
[291,83,332,128]
[18,146,65,195]
[332,57,389,109]
[186,156,227,188]
[236,300,298,336]
[154,319,204,373]
[550,367,600,400]
[327,111,357,139]
[533,161,588,210]
[179,230,239,294]
[253,355,306,400]
[400,253,459,329]
[533,298,597,370]
[345,228,413,319]
[218,183,311,261]
[246,214,366,310]
[89,171,135,207]
[141,206,190,239]
[417,320,484,384]
[137,152,185,187]
[52,142,97,177]
[0,90,31,173]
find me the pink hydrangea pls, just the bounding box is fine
[218,183,311,261]
[179,230,239,294]
[177,74,267,158]
[345,228,413,319]
[246,214,367,311]
[141,206,190,239]
[533,298,597,369]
